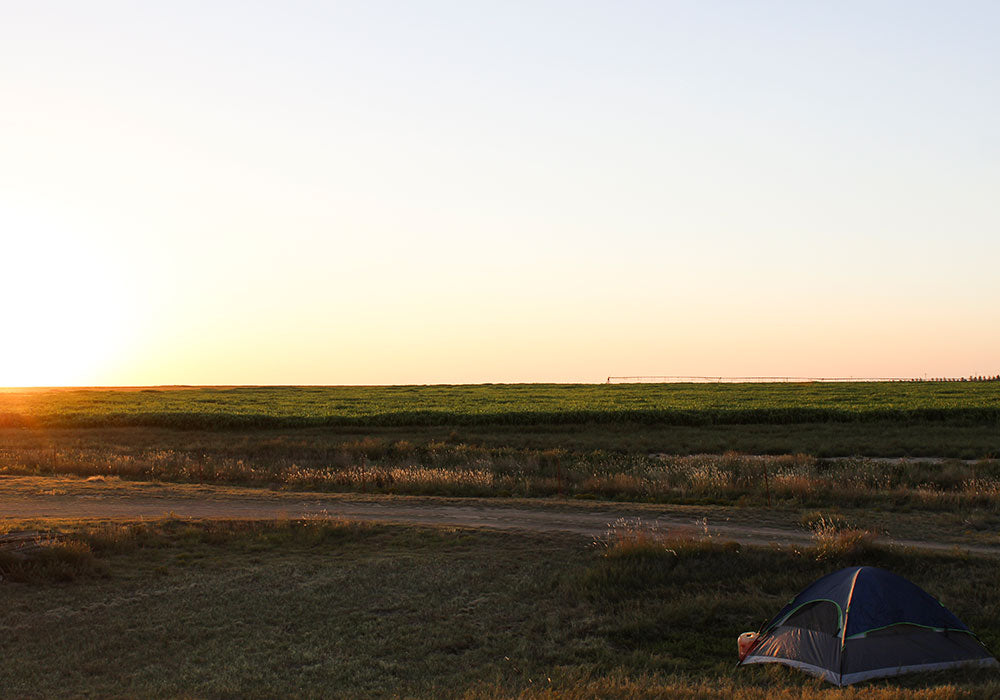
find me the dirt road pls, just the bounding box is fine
[2,475,999,556]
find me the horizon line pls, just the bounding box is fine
[4,374,1000,391]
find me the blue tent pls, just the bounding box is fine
[739,566,997,685]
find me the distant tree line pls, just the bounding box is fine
[908,375,1000,382]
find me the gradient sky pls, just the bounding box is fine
[2,1,998,386]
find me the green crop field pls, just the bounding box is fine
[2,382,999,429]
[3,382,999,499]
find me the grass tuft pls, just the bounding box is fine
[808,517,881,561]
[0,538,106,583]
[584,518,739,597]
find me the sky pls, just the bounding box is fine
[1,1,998,386]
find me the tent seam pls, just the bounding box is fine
[846,623,973,639]
[838,567,863,685]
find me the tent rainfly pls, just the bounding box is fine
[739,566,998,685]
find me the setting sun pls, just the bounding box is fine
[1,207,135,386]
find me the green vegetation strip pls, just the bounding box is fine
[2,519,999,698]
[2,383,1000,429]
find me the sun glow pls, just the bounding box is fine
[1,207,135,387]
[2,4,998,385]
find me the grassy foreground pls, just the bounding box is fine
[2,383,1000,429]
[2,519,998,698]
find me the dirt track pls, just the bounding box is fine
[2,476,999,556]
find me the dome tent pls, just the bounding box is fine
[739,566,997,685]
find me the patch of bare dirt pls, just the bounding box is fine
[2,475,999,556]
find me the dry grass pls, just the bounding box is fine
[2,431,1000,511]
[0,537,106,583]
[597,517,735,558]
[476,675,999,699]
[808,516,881,561]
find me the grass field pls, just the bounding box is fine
[3,426,999,510]
[2,383,1000,429]
[2,518,998,698]
[4,385,1000,697]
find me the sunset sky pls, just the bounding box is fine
[2,2,998,386]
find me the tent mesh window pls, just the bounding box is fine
[780,601,840,636]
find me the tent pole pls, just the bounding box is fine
[838,567,863,685]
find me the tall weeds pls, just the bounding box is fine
[807,517,880,561]
[2,441,999,510]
